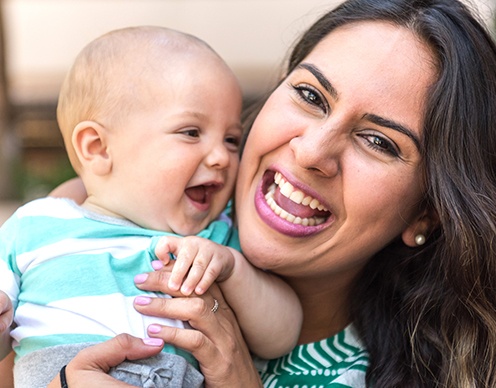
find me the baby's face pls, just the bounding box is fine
[106,54,243,235]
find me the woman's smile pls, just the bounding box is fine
[255,170,334,237]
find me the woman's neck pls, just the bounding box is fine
[284,273,355,345]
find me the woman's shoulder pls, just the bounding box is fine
[256,324,369,387]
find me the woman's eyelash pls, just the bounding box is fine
[361,134,400,157]
[291,84,328,113]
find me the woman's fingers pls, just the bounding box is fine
[47,334,164,388]
[71,334,164,373]
[133,284,262,387]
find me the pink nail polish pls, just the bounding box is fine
[135,296,152,305]
[143,338,164,346]
[134,273,148,284]
[151,260,163,270]
[148,324,161,334]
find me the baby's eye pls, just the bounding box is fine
[182,129,200,138]
[292,84,328,114]
[225,136,241,151]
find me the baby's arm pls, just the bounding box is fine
[217,249,303,359]
[0,290,13,360]
[155,236,302,359]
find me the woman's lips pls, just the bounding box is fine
[255,170,332,237]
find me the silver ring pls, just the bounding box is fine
[211,298,219,313]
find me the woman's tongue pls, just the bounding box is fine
[273,187,326,218]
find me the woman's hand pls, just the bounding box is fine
[134,262,263,388]
[47,334,165,388]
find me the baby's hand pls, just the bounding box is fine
[0,291,13,333]
[155,236,235,295]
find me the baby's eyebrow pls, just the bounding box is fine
[364,113,421,150]
[297,63,338,100]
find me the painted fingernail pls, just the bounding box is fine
[134,273,149,284]
[134,296,152,306]
[143,338,164,346]
[148,324,161,334]
[151,260,163,270]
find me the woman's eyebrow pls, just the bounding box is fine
[297,63,338,99]
[364,113,421,150]
[297,62,421,150]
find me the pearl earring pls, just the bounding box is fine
[415,234,426,246]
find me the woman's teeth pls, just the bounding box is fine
[264,172,328,226]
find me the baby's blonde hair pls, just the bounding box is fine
[57,26,220,172]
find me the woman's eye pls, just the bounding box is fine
[292,84,328,113]
[361,134,399,157]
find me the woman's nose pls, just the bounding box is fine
[289,125,341,177]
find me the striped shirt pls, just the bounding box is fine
[0,197,237,364]
[257,324,369,387]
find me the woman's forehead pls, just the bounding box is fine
[298,21,436,135]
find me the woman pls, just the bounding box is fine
[42,0,496,386]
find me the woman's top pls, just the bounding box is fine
[257,324,368,387]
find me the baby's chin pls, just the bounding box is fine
[167,219,213,236]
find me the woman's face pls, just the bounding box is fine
[236,21,436,281]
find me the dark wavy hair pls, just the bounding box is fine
[243,0,496,386]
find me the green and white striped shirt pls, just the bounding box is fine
[0,197,237,364]
[258,324,368,387]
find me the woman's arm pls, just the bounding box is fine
[49,177,87,204]
[218,248,302,359]
[153,236,302,359]
[133,267,263,387]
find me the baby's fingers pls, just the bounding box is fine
[168,242,199,292]
[154,235,182,265]
[188,259,223,295]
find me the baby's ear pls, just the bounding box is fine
[401,206,439,247]
[72,121,112,176]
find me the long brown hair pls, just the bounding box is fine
[244,0,496,386]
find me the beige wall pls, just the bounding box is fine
[3,0,495,102]
[3,0,342,101]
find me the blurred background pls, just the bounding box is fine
[0,0,493,216]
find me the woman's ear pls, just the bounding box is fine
[402,207,439,247]
[72,121,112,176]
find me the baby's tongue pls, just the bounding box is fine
[185,186,206,203]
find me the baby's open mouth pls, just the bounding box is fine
[185,184,221,204]
[263,171,331,226]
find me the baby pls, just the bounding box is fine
[0,26,302,387]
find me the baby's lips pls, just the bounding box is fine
[185,183,223,204]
